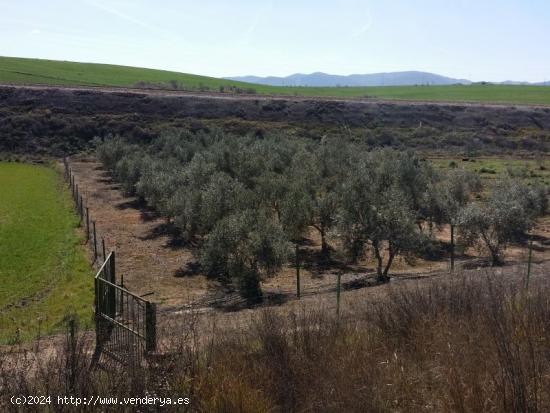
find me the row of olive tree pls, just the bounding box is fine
[96,131,547,298]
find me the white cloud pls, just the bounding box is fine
[84,0,155,31]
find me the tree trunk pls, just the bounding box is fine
[373,243,389,283]
[320,228,330,259]
[490,248,503,266]
[481,230,502,266]
[382,251,395,279]
[313,223,330,260]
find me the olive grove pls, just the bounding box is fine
[96,131,547,298]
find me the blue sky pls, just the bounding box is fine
[1,0,549,82]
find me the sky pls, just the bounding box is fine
[1,0,549,82]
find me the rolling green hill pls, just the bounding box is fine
[1,56,550,105]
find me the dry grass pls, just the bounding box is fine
[1,270,548,412]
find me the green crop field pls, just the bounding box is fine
[0,162,92,344]
[1,56,550,105]
[431,157,550,185]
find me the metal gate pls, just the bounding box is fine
[93,251,156,366]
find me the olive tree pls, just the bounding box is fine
[339,150,426,283]
[200,210,290,301]
[135,159,185,216]
[459,179,546,265]
[96,136,129,172]
[280,182,313,298]
[436,169,481,270]
[114,150,151,196]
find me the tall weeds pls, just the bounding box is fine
[1,271,548,412]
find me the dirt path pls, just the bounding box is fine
[67,158,212,308]
[5,83,550,108]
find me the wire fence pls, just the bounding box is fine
[63,157,109,266]
[62,157,157,366]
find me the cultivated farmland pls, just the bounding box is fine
[2,56,550,105]
[0,162,92,344]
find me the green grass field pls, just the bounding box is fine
[2,56,550,105]
[0,162,92,344]
[432,157,550,185]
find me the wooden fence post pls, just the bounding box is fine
[79,195,84,221]
[336,272,342,318]
[85,207,90,242]
[295,243,301,299]
[102,238,106,263]
[145,302,157,353]
[94,277,101,347]
[119,274,124,317]
[66,317,77,393]
[92,221,98,262]
[526,239,533,290]
[450,224,455,273]
[108,251,116,318]
[109,250,116,284]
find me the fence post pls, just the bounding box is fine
[92,221,98,262]
[108,251,116,318]
[295,243,301,299]
[145,302,157,353]
[86,207,90,243]
[336,272,342,318]
[94,277,102,349]
[525,238,533,290]
[79,195,84,222]
[120,274,124,317]
[450,224,455,273]
[65,317,77,393]
[102,238,106,263]
[109,250,116,284]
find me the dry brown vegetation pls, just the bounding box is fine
[1,270,548,412]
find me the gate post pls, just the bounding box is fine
[145,302,157,353]
[94,277,102,345]
[108,251,116,318]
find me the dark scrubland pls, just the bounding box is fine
[1,85,550,157]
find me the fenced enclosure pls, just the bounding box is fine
[63,157,157,367]
[93,251,156,366]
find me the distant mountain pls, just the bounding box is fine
[500,80,531,85]
[534,81,550,86]
[225,71,472,87]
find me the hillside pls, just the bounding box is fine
[1,57,550,105]
[0,56,257,91]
